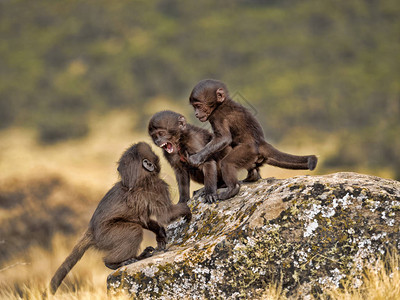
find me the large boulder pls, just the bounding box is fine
[107,172,400,299]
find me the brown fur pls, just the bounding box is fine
[49,142,191,294]
[188,79,318,200]
[148,110,225,203]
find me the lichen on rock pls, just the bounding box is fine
[107,172,400,299]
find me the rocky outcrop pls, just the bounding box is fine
[107,172,400,299]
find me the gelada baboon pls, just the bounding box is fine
[49,142,191,294]
[188,79,318,200]
[148,110,225,203]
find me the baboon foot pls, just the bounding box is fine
[217,184,240,201]
[104,246,156,270]
[193,189,218,204]
[204,192,218,204]
[105,261,125,270]
[138,246,156,259]
[241,169,261,183]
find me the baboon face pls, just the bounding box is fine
[148,111,186,155]
[189,79,227,122]
[118,142,160,189]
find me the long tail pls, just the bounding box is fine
[260,141,318,170]
[49,230,93,294]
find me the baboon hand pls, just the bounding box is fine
[188,153,204,167]
[156,237,166,250]
[204,193,218,204]
[180,203,192,222]
[156,227,167,250]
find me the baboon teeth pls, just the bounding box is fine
[160,142,174,154]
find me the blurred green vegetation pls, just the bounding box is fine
[0,0,399,178]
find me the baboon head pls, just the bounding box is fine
[118,142,160,190]
[189,79,229,122]
[148,110,187,155]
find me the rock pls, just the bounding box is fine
[107,172,400,299]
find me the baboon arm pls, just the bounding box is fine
[167,203,192,224]
[202,160,218,203]
[143,219,167,250]
[175,168,190,203]
[188,120,232,166]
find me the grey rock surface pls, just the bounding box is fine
[107,172,400,299]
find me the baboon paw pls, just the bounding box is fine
[104,262,122,270]
[242,169,262,183]
[143,246,156,253]
[204,193,218,204]
[217,184,240,200]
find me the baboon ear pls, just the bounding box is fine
[216,88,225,103]
[142,159,155,172]
[178,116,186,130]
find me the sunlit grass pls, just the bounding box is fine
[321,253,400,300]
[0,233,155,299]
[260,283,287,300]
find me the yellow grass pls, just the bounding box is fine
[0,233,120,299]
[321,253,400,300]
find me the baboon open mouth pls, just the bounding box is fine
[160,142,174,154]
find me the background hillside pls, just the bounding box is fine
[0,0,399,298]
[1,0,399,177]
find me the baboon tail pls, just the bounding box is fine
[260,141,318,170]
[49,230,93,294]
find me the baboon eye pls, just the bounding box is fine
[142,159,155,172]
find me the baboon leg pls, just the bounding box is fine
[102,222,143,269]
[219,144,258,200]
[242,167,261,183]
[106,246,156,269]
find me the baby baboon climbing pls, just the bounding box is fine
[189,79,318,200]
[49,142,191,294]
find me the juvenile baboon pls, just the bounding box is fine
[188,79,318,200]
[148,110,225,203]
[49,142,191,294]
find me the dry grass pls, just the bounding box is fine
[0,233,113,299]
[321,253,400,300]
